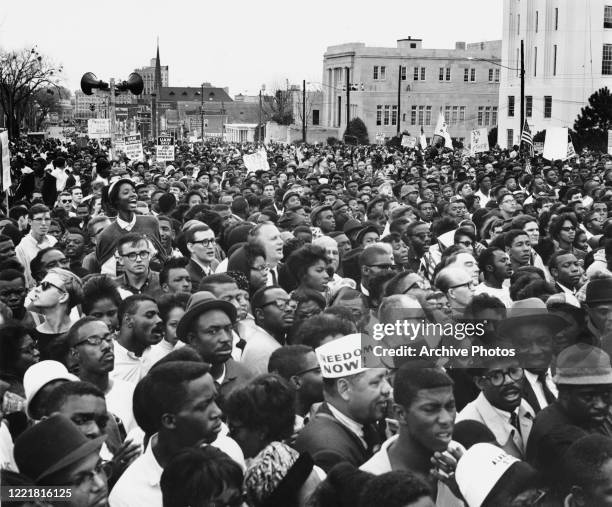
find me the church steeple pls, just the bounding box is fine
[154,37,162,93]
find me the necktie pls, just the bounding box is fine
[271,268,278,285]
[537,372,556,404]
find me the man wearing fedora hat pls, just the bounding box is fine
[14,413,109,507]
[498,297,566,414]
[526,343,612,482]
[583,277,612,351]
[176,291,254,406]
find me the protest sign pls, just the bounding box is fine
[156,136,175,162]
[470,128,489,155]
[608,131,612,155]
[402,135,417,148]
[243,149,270,174]
[124,134,143,162]
[87,119,111,138]
[543,127,570,161]
[0,131,10,191]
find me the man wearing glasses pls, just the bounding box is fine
[114,233,161,298]
[185,224,218,292]
[457,347,535,459]
[15,203,57,288]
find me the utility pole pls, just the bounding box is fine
[302,79,306,143]
[258,90,262,144]
[200,83,204,143]
[346,67,351,128]
[151,92,157,142]
[520,39,525,141]
[110,78,116,148]
[397,65,402,136]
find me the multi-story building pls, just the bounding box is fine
[73,89,136,120]
[499,0,612,149]
[134,58,169,97]
[322,37,501,144]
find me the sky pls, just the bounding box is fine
[0,0,502,97]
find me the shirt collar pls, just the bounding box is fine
[327,403,364,439]
[116,214,137,230]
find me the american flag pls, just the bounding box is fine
[521,119,534,157]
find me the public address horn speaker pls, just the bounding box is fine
[116,73,144,96]
[80,72,109,95]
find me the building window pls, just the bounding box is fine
[421,67,426,80]
[507,129,514,148]
[402,113,406,122]
[553,45,558,76]
[526,96,533,117]
[534,47,538,76]
[380,66,386,80]
[471,68,476,81]
[401,66,407,80]
[452,106,458,124]
[384,105,390,125]
[488,69,494,82]
[555,7,559,29]
[605,6,612,28]
[508,96,515,117]
[426,105,432,125]
[377,105,382,125]
[459,106,465,122]
[464,68,469,82]
[391,105,398,126]
[478,106,484,126]
[495,68,500,82]
[414,67,425,81]
[414,67,419,80]
[444,105,451,123]
[373,66,379,80]
[410,43,417,48]
[544,96,552,118]
[492,106,498,125]
[312,110,320,125]
[439,68,445,81]
[485,106,491,126]
[374,66,386,80]
[418,105,424,125]
[446,67,451,80]
[411,106,417,125]
[536,10,539,32]
[604,44,612,74]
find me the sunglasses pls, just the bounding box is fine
[40,281,64,292]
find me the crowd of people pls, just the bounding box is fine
[2,134,612,506]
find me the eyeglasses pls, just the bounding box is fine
[293,365,321,377]
[560,226,576,232]
[191,238,216,248]
[262,299,297,312]
[481,367,524,387]
[40,281,65,292]
[61,200,71,204]
[457,240,473,248]
[73,332,116,347]
[121,250,150,261]
[250,263,270,273]
[449,281,475,290]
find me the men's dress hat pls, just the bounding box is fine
[585,278,612,305]
[554,343,612,385]
[14,414,106,483]
[496,297,566,338]
[176,291,237,342]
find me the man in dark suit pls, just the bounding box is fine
[294,334,391,472]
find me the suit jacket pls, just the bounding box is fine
[521,372,556,415]
[457,392,534,459]
[294,402,371,472]
[187,258,219,293]
[217,358,255,409]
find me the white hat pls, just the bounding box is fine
[315,334,365,379]
[455,443,519,507]
[23,360,78,418]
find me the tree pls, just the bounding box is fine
[30,86,71,130]
[0,47,63,140]
[533,130,546,143]
[262,86,293,125]
[343,117,369,145]
[573,87,612,152]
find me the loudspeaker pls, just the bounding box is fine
[80,72,109,95]
[116,73,144,95]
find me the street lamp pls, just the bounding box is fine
[200,83,205,143]
[468,39,525,135]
